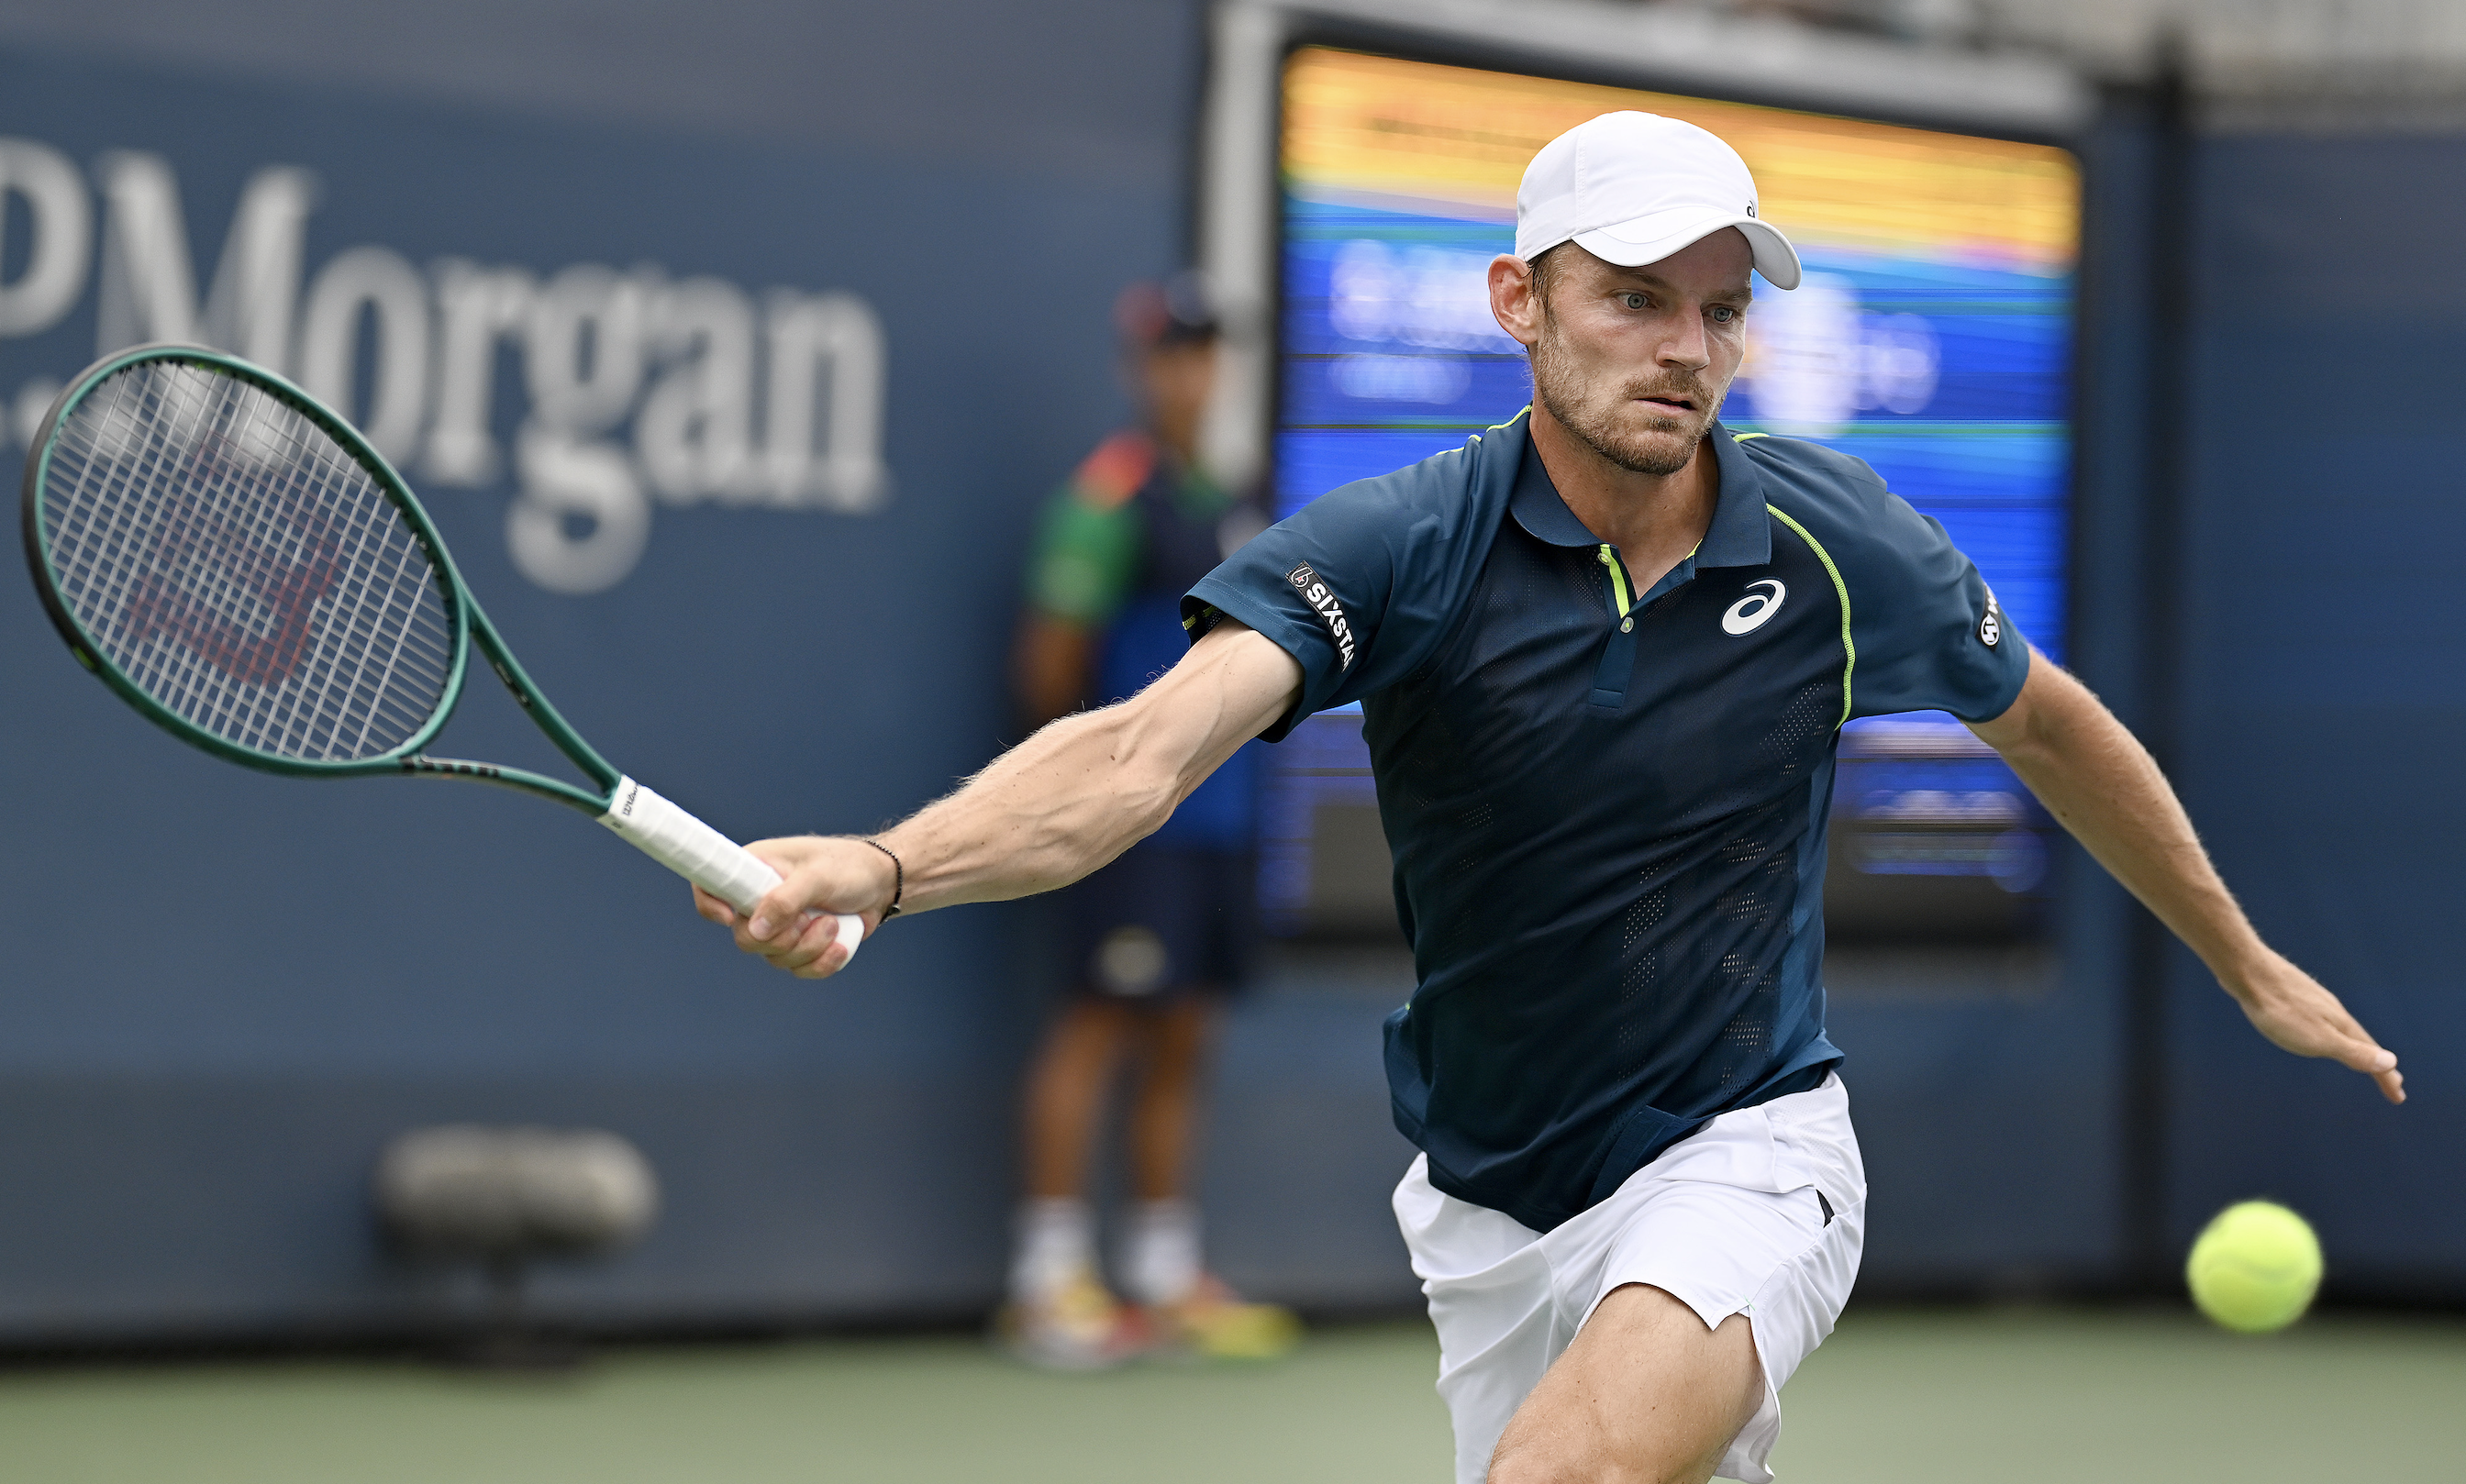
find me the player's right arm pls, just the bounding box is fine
[692,619,1301,979]
[711,425,1483,978]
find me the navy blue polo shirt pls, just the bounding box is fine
[1183,410,2028,1233]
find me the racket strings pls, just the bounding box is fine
[39,360,455,763]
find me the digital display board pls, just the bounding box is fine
[1261,47,2081,940]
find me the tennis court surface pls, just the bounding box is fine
[4,1306,2459,1483]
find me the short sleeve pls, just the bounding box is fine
[1835,481,2030,723]
[1181,460,1486,740]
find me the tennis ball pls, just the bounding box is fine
[2185,1200,2322,1334]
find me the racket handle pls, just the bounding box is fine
[597,777,864,964]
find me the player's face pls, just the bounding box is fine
[1504,232,1754,478]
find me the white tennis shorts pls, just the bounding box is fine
[1394,1073,1865,1484]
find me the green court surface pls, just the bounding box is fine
[2,1307,2459,1483]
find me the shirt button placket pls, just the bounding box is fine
[1589,549,1638,713]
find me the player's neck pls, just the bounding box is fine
[1527,400,1718,594]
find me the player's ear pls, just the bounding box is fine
[1490,254,1543,349]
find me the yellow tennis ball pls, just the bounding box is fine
[2185,1200,2322,1334]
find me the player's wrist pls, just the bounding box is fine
[2207,937,2285,1006]
[847,836,905,918]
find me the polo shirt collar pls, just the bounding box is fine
[1700,424,1772,568]
[1508,419,1772,569]
[1507,430,1597,547]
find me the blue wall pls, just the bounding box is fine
[2160,130,2466,1299]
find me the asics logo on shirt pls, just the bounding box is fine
[1288,563,1358,669]
[1721,579,1787,636]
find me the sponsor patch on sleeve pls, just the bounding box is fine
[1979,584,2004,648]
[1287,563,1358,670]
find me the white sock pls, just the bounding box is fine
[1010,1198,1096,1304]
[1121,1199,1203,1306]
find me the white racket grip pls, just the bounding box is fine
[598,777,863,964]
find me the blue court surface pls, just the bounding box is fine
[3,1306,2458,1483]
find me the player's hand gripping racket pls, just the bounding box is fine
[19,344,862,960]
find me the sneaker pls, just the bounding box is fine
[997,1267,1147,1370]
[1148,1273,1303,1361]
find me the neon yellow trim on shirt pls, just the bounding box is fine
[1766,505,1855,727]
[1596,545,1634,618]
[1469,404,1533,443]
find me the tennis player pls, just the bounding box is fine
[696,112,2403,1483]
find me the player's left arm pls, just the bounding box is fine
[1969,648,2404,1104]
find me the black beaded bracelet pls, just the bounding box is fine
[856,837,904,918]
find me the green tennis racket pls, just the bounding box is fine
[19,343,861,959]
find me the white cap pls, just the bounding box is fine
[1516,112,1802,291]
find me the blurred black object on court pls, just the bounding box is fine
[375,1125,659,1367]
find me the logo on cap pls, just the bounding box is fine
[1747,202,1757,217]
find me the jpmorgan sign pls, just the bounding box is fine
[0,138,887,595]
[0,44,1189,1346]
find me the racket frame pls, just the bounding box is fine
[21,343,622,818]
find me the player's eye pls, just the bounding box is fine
[1709,305,1740,324]
[1617,292,1649,311]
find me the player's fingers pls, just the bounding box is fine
[692,884,739,928]
[2306,994,2394,1070]
[2333,1034,2397,1077]
[758,854,869,938]
[746,879,817,944]
[2316,1021,2403,1102]
[793,945,850,980]
[733,912,812,960]
[773,915,853,979]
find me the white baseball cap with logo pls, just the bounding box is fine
[1516,111,1803,291]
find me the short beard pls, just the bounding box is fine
[1527,295,1724,479]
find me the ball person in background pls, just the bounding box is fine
[697,116,2401,1481]
[998,275,1295,1369]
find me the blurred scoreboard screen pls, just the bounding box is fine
[1262,47,2082,943]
